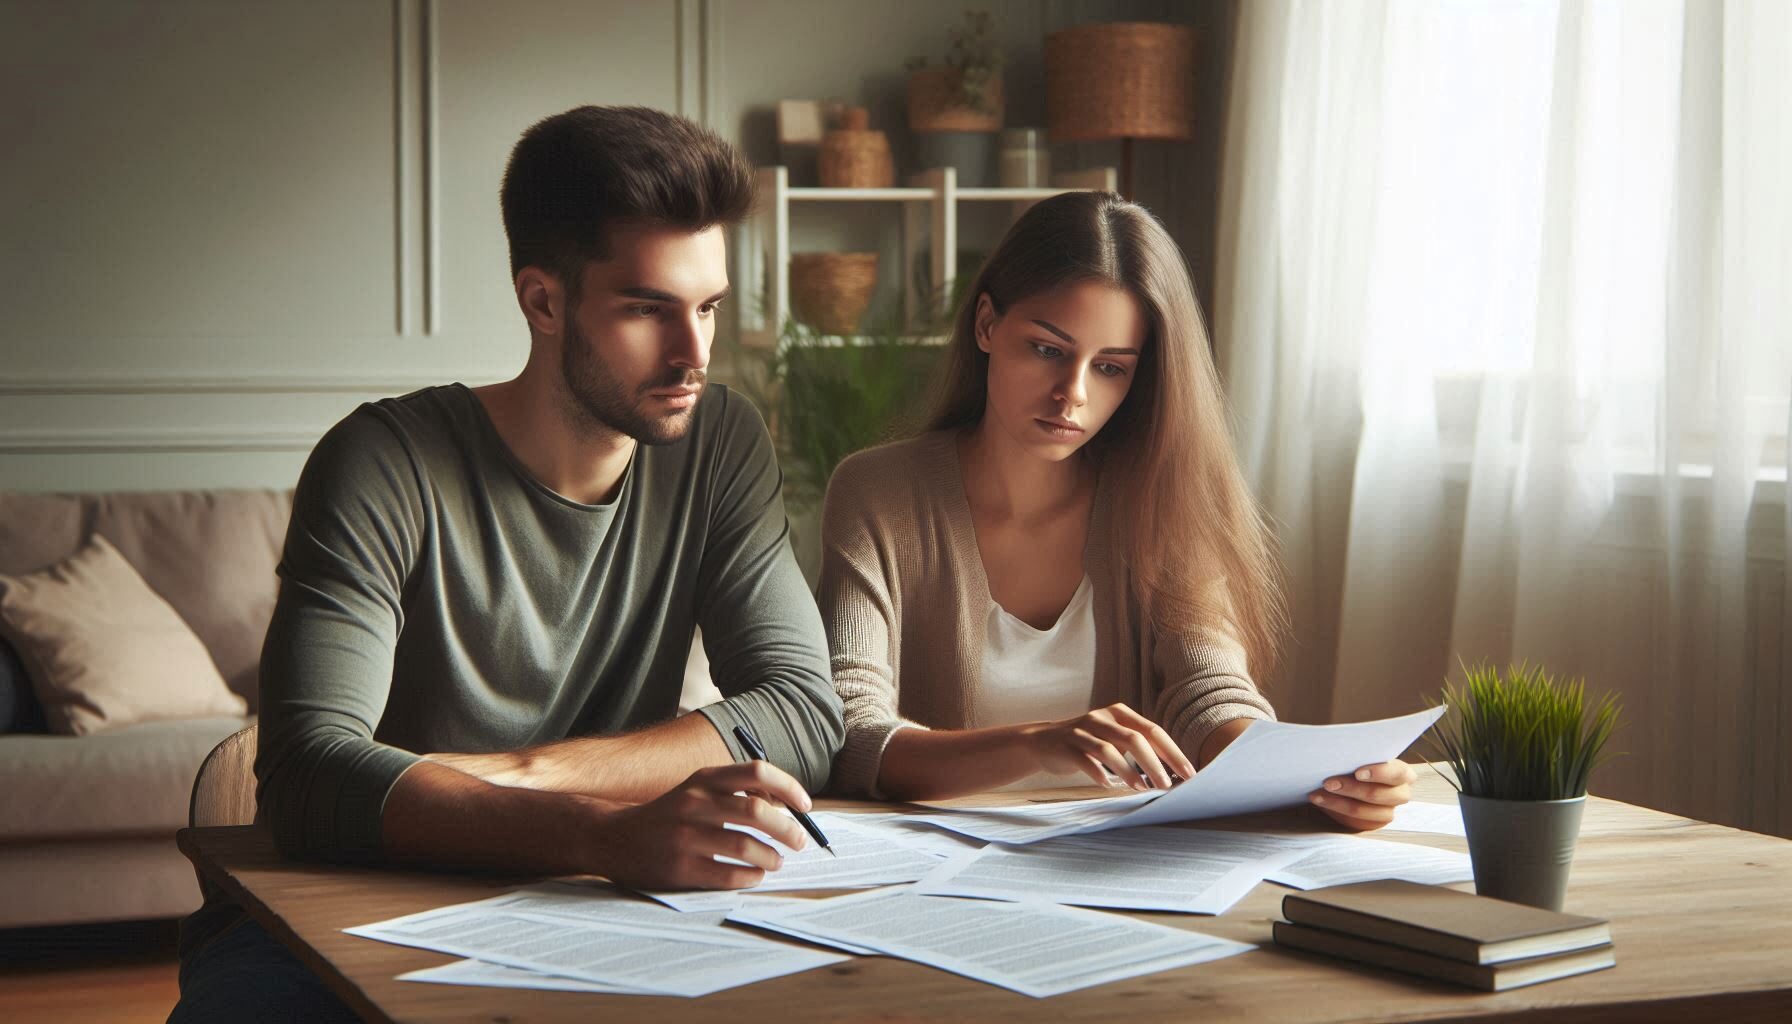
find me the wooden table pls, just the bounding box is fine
[178,768,1792,1023]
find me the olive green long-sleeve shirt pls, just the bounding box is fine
[255,382,843,862]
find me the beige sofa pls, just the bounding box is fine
[0,489,288,928]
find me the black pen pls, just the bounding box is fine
[1108,756,1185,790]
[731,725,835,857]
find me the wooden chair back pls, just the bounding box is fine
[189,723,259,828]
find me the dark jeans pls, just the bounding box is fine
[168,916,361,1023]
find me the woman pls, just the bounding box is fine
[819,191,1411,830]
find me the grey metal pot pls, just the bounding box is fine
[917,131,996,187]
[1457,792,1586,911]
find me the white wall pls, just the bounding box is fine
[0,0,1210,493]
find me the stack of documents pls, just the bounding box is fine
[350,880,1252,998]
[345,709,1472,998]
[728,886,1254,997]
[908,827,1471,915]
[913,827,1319,914]
[348,885,846,997]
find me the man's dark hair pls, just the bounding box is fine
[500,106,754,298]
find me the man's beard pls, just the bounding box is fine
[560,318,705,446]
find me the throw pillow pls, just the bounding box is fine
[0,534,247,735]
[0,633,47,733]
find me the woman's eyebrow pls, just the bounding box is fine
[1031,318,1078,345]
[1031,318,1140,356]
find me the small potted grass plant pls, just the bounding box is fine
[1427,662,1622,910]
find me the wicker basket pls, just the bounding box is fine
[1045,22,1196,143]
[907,66,1004,134]
[790,252,879,336]
[819,107,893,188]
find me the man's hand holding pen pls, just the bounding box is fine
[586,759,813,890]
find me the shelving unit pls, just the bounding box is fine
[740,165,1117,348]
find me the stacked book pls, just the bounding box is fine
[1274,879,1616,992]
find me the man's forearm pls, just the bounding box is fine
[381,760,616,874]
[426,711,734,802]
[385,751,827,891]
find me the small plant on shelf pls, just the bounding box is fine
[726,311,943,509]
[905,10,1005,133]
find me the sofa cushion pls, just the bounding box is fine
[0,534,247,735]
[0,715,252,840]
[0,836,206,928]
[0,489,292,710]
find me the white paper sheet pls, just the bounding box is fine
[727,887,1255,998]
[640,812,943,911]
[727,895,883,956]
[399,958,644,994]
[1379,799,1469,837]
[826,810,990,859]
[346,889,844,997]
[640,889,747,913]
[635,893,885,956]
[912,827,1321,914]
[903,790,1157,844]
[907,708,1445,844]
[424,882,735,931]
[733,811,947,889]
[1265,835,1474,889]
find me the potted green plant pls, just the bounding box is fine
[1426,662,1622,910]
[905,10,1005,185]
[725,310,943,576]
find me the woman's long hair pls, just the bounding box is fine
[926,191,1288,683]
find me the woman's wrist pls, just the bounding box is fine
[877,723,1054,800]
[1007,720,1054,762]
[1197,717,1255,768]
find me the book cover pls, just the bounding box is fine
[1274,920,1617,992]
[1280,879,1611,964]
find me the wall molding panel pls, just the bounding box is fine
[2,1,1189,493]
[0,373,501,397]
[391,0,439,337]
[423,0,441,336]
[0,431,324,456]
[394,0,412,335]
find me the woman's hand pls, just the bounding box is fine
[1309,760,1417,831]
[1018,703,1197,791]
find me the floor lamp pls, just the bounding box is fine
[1044,22,1196,199]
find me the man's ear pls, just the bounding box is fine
[974,293,998,354]
[515,267,567,338]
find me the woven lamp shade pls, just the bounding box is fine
[1045,22,1196,143]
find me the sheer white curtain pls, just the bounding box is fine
[1215,0,1790,834]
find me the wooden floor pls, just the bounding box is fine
[0,919,181,1024]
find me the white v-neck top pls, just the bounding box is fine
[974,574,1098,728]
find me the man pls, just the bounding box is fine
[171,106,843,1021]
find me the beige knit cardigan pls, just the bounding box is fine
[819,430,1277,797]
